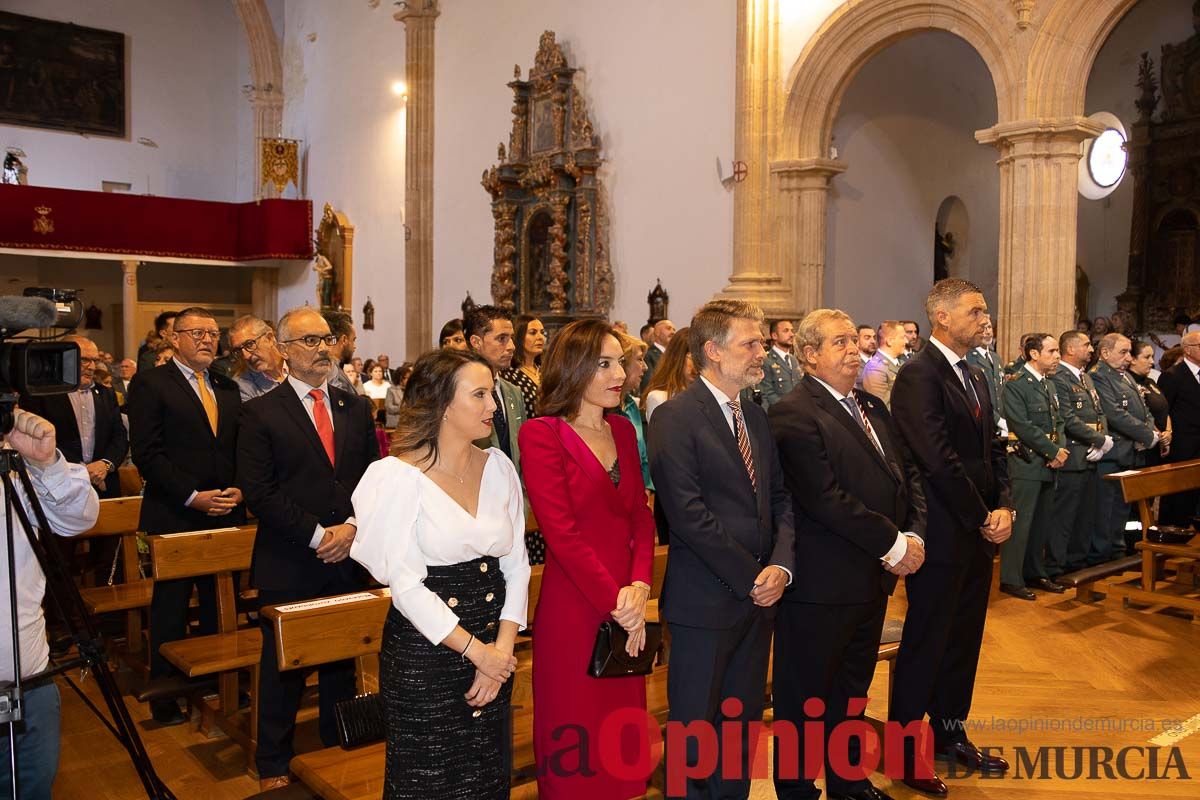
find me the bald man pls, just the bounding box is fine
[1158,331,1200,524]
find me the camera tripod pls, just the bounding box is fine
[1,446,175,799]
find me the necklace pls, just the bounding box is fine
[435,451,472,484]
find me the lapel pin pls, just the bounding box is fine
[338,400,344,407]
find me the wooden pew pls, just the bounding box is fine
[77,496,150,664]
[1100,459,1200,619]
[149,525,261,764]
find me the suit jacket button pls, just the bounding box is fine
[486,622,496,631]
[480,562,489,573]
[472,709,482,719]
[485,592,495,602]
[448,597,459,608]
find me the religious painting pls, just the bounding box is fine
[531,97,555,153]
[0,11,126,137]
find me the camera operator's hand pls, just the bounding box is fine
[3,409,57,468]
[86,461,109,486]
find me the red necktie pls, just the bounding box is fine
[309,389,335,467]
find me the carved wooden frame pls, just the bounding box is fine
[315,203,355,311]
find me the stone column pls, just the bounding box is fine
[721,0,792,314]
[120,260,140,360]
[977,118,1103,360]
[234,0,285,199]
[770,158,845,317]
[395,1,439,359]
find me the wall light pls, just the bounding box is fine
[391,81,407,99]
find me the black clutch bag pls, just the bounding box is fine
[333,692,386,748]
[589,621,663,678]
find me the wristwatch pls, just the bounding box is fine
[101,459,115,474]
[1001,507,1017,522]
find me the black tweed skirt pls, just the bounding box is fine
[380,555,511,799]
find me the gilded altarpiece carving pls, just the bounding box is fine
[482,31,613,327]
[315,203,355,312]
[1118,21,1200,330]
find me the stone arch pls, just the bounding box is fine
[779,0,1021,162]
[233,0,284,191]
[1025,0,1143,119]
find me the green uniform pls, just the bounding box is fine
[1001,365,1066,587]
[968,346,1005,433]
[1090,362,1157,562]
[756,347,802,409]
[1047,365,1108,575]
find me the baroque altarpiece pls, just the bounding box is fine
[481,31,613,327]
[1117,15,1200,330]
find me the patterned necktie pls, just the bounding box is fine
[728,399,756,491]
[308,389,336,466]
[492,387,511,457]
[841,395,885,458]
[193,372,218,435]
[956,359,982,419]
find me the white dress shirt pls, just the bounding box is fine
[928,336,971,391]
[286,375,356,548]
[774,346,797,371]
[808,375,923,568]
[350,452,530,645]
[67,386,96,463]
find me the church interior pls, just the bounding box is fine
[2,1,1200,798]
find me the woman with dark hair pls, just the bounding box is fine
[1128,340,1173,466]
[350,349,530,799]
[641,326,695,421]
[439,318,468,351]
[518,319,655,800]
[501,314,546,414]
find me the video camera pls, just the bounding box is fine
[0,288,83,433]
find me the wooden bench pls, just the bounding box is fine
[77,496,150,665]
[149,525,261,764]
[1057,555,1143,601]
[1101,459,1200,620]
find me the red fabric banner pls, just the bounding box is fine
[0,184,313,262]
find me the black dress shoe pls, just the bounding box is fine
[935,740,1010,774]
[999,583,1036,600]
[829,786,895,800]
[901,772,948,796]
[150,700,186,726]
[1028,577,1065,593]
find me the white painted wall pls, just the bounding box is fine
[1079,0,1195,320]
[277,1,407,361]
[432,0,735,339]
[0,0,250,201]
[825,32,1000,330]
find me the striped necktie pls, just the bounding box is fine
[728,399,756,491]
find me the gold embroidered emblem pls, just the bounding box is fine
[33,206,54,235]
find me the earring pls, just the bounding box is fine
[443,414,448,421]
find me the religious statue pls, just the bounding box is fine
[1074,264,1090,324]
[362,297,375,330]
[647,279,669,324]
[84,303,102,330]
[313,253,337,310]
[934,226,956,281]
[2,151,26,185]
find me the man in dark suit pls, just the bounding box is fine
[128,306,245,725]
[648,299,794,800]
[1158,331,1200,524]
[322,309,359,395]
[769,309,926,800]
[889,279,1013,796]
[21,335,127,499]
[640,317,676,393]
[238,306,380,791]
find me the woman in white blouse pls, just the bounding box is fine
[363,364,391,400]
[350,349,530,799]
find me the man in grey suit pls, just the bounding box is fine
[640,318,677,393]
[229,315,288,401]
[322,309,358,395]
[467,304,527,471]
[1090,333,1160,563]
[649,299,794,800]
[756,318,802,408]
[860,319,906,408]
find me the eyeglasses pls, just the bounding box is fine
[79,356,98,365]
[279,334,339,348]
[176,328,221,342]
[234,331,272,354]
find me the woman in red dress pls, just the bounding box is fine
[519,319,657,799]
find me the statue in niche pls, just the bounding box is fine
[527,212,553,311]
[647,279,669,324]
[1160,1,1200,120]
[313,253,337,310]
[362,297,375,330]
[934,225,956,282]
[84,303,102,329]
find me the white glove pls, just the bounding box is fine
[1151,431,1160,447]
[1085,447,1103,462]
[1099,435,1113,456]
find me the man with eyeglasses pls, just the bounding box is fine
[1158,331,1200,524]
[128,306,245,725]
[237,306,379,790]
[229,315,288,402]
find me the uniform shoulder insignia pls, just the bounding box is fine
[1004,373,1021,382]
